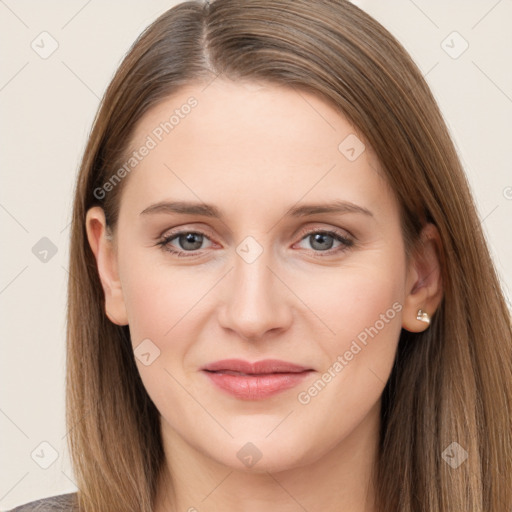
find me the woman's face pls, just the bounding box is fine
[87,79,426,473]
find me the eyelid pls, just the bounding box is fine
[293,224,354,242]
[159,222,215,238]
[158,228,217,251]
[159,222,354,243]
[156,223,355,258]
[291,226,354,256]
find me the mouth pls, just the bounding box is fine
[201,359,314,400]
[202,358,312,374]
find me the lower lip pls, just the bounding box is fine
[203,370,312,400]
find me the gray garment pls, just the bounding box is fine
[7,493,78,512]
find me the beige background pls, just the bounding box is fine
[1,0,511,509]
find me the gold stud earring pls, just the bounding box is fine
[416,309,431,325]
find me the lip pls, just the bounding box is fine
[202,358,311,374]
[201,359,314,400]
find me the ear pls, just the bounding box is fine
[85,207,129,326]
[402,223,443,333]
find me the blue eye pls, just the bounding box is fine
[173,232,205,251]
[157,231,213,257]
[156,228,354,258]
[294,229,354,256]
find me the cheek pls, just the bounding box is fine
[119,259,204,409]
[120,238,407,356]
[303,259,405,337]
[291,263,405,444]
[295,249,407,385]
[120,251,204,343]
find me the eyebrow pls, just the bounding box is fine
[140,200,373,218]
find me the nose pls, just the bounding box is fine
[217,246,293,342]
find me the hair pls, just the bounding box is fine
[66,0,512,510]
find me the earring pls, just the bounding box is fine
[416,309,431,325]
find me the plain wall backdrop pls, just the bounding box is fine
[1,0,511,509]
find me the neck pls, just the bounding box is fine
[154,400,381,512]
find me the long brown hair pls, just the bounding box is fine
[66,1,512,510]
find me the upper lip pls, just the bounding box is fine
[202,359,312,374]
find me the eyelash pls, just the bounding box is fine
[156,227,354,259]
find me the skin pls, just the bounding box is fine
[86,79,443,512]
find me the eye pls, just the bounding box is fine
[156,227,354,258]
[295,229,354,256]
[157,230,214,257]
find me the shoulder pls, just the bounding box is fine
[6,492,78,512]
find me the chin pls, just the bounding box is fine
[210,434,319,474]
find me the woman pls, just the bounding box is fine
[10,0,511,510]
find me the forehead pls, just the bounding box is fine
[119,79,395,221]
[131,79,372,154]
